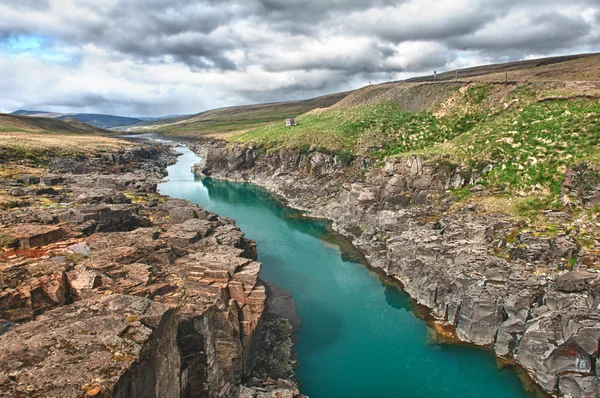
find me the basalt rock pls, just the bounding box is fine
[7,224,64,249]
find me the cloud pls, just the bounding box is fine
[0,0,598,116]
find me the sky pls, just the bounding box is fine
[0,0,599,117]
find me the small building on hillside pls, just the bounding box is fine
[285,117,297,127]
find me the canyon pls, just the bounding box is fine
[192,140,600,398]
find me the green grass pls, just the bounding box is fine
[0,144,52,163]
[233,101,457,157]
[440,99,600,194]
[465,84,493,104]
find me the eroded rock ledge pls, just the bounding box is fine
[192,141,600,398]
[0,144,301,398]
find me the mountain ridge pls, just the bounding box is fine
[11,110,143,129]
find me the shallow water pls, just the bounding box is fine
[159,146,535,398]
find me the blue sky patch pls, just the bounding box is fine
[0,34,76,64]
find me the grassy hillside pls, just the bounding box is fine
[126,92,350,137]
[230,54,600,224]
[407,52,599,82]
[0,114,109,134]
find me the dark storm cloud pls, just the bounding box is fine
[0,0,599,115]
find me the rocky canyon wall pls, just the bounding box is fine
[0,145,301,398]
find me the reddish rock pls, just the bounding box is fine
[8,224,64,249]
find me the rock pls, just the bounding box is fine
[0,320,15,336]
[164,219,212,246]
[76,205,142,232]
[41,175,63,186]
[545,339,594,377]
[75,188,130,204]
[509,233,552,262]
[455,297,504,345]
[35,187,58,196]
[256,389,294,398]
[0,294,175,398]
[0,143,298,398]
[68,266,101,294]
[9,187,26,197]
[551,236,580,259]
[22,175,40,185]
[67,241,92,257]
[168,206,198,224]
[556,272,597,292]
[558,375,599,397]
[193,140,600,397]
[238,386,257,398]
[562,163,600,207]
[8,224,64,248]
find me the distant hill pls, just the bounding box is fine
[406,52,599,82]
[124,92,351,137]
[0,113,110,134]
[136,114,190,122]
[11,110,142,129]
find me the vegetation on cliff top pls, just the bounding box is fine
[0,130,131,163]
[124,92,349,137]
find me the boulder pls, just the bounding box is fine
[545,339,594,377]
[8,224,64,249]
[0,320,15,336]
[67,241,93,257]
[168,206,198,224]
[556,272,597,292]
[41,175,63,186]
[558,375,599,398]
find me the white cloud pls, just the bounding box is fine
[0,0,598,116]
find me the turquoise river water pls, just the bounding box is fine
[158,145,535,398]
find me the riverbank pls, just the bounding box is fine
[190,139,600,398]
[0,138,302,397]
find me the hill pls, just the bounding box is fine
[228,53,600,218]
[11,110,143,129]
[0,114,129,162]
[0,113,112,134]
[124,91,351,137]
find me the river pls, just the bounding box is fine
[158,144,535,398]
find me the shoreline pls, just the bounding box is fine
[195,165,550,398]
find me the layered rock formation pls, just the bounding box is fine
[0,144,301,398]
[193,141,600,398]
